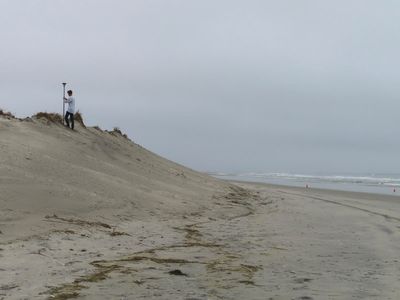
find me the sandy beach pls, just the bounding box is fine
[1,115,400,299]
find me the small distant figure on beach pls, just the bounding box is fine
[64,90,75,130]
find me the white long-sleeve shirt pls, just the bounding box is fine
[65,96,75,114]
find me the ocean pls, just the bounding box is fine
[209,172,400,196]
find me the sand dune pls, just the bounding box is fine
[0,114,230,243]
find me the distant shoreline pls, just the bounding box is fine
[215,178,400,202]
[210,173,400,196]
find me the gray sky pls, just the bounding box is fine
[1,0,400,174]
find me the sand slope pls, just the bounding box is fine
[0,115,228,243]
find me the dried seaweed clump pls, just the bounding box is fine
[0,109,15,119]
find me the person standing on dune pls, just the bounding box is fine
[64,90,75,130]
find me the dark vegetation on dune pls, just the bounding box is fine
[33,111,86,127]
[0,108,130,141]
[0,109,15,119]
[110,127,129,139]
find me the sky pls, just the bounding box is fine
[1,0,400,174]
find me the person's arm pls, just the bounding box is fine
[64,97,71,103]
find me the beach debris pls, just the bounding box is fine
[44,214,112,229]
[110,229,131,237]
[34,248,65,266]
[238,280,255,285]
[52,229,76,235]
[168,269,188,276]
[47,284,85,299]
[0,284,19,290]
[294,278,313,284]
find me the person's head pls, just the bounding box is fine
[67,90,73,96]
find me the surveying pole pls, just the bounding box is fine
[62,82,67,124]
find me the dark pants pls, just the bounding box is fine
[65,112,74,129]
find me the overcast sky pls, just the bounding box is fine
[1,0,400,174]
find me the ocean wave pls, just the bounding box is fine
[213,172,400,187]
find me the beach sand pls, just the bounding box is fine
[1,115,400,299]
